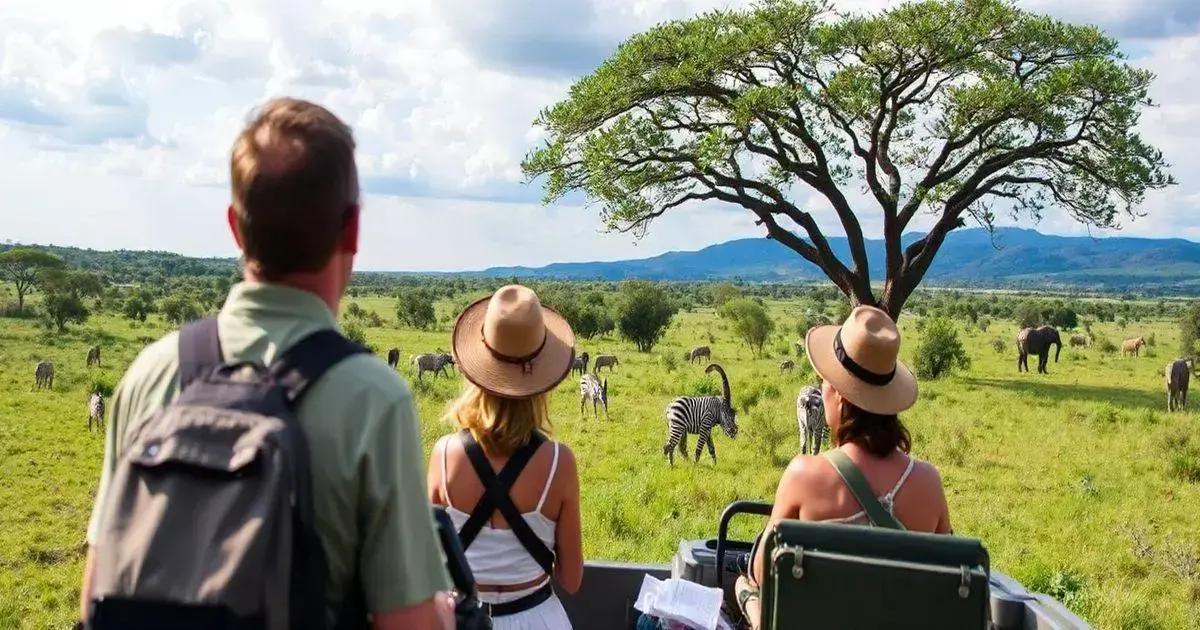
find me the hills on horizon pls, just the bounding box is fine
[6,227,1200,294]
[471,227,1200,294]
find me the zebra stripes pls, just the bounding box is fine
[579,373,609,419]
[796,386,827,455]
[88,393,106,432]
[662,364,737,465]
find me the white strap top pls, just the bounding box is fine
[443,439,560,586]
[823,456,916,528]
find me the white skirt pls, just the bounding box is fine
[479,581,572,630]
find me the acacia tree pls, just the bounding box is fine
[524,0,1171,316]
[0,248,65,312]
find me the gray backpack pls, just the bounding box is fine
[89,318,367,630]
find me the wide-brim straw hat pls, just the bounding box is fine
[805,305,917,415]
[452,285,575,399]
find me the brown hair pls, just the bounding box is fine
[835,402,911,458]
[445,383,553,456]
[230,98,358,279]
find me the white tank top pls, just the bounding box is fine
[443,440,560,586]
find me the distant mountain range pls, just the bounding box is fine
[473,227,1200,293]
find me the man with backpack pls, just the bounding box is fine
[80,98,453,629]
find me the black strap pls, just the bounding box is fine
[178,318,222,392]
[456,430,556,576]
[270,330,369,406]
[481,583,554,618]
[833,330,896,386]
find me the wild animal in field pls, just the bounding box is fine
[34,361,54,390]
[88,393,106,432]
[796,386,827,455]
[1069,335,1089,348]
[779,359,795,374]
[1121,337,1145,357]
[386,347,400,369]
[578,373,609,420]
[1017,326,1061,374]
[662,364,738,465]
[794,340,804,357]
[1166,359,1191,412]
[413,353,454,380]
[86,345,101,367]
[571,352,591,376]
[687,346,711,364]
[594,354,619,373]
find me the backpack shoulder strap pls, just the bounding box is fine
[823,449,904,530]
[457,430,555,575]
[178,317,222,392]
[270,329,369,406]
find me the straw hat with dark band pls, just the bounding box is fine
[452,285,576,399]
[805,305,918,415]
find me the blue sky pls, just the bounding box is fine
[1,0,1199,271]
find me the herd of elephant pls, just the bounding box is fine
[1016,326,1191,412]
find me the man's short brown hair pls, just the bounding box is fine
[230,98,359,279]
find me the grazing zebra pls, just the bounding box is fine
[571,352,591,377]
[796,386,827,455]
[413,353,454,380]
[387,347,400,369]
[578,373,609,420]
[779,359,795,374]
[86,345,101,367]
[594,354,619,373]
[687,346,711,364]
[34,361,54,390]
[662,364,738,465]
[88,393,105,432]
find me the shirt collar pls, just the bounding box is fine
[220,281,338,329]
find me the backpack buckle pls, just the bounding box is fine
[958,565,970,598]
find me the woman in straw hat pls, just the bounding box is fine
[736,306,952,628]
[428,285,583,629]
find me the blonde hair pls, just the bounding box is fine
[445,383,552,455]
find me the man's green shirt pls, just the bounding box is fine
[87,282,450,619]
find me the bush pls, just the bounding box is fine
[1096,337,1118,354]
[913,318,970,379]
[660,352,679,373]
[1181,301,1200,359]
[41,291,89,332]
[1145,332,1157,347]
[1163,431,1200,483]
[719,298,774,357]
[1025,567,1088,613]
[89,379,115,397]
[396,288,436,329]
[122,289,156,322]
[991,337,1007,353]
[1014,301,1042,329]
[616,281,678,352]
[976,316,990,333]
[749,410,791,467]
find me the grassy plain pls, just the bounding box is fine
[2,294,1199,628]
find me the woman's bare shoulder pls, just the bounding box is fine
[782,453,837,488]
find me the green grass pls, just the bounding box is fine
[3,296,1200,628]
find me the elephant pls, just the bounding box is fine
[1166,359,1191,412]
[1017,326,1061,374]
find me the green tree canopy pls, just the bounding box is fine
[720,297,775,356]
[396,287,436,330]
[524,0,1171,316]
[0,247,65,311]
[616,280,678,351]
[160,293,203,325]
[122,288,157,322]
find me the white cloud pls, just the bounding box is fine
[0,0,1198,271]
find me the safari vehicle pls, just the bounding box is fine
[542,501,1091,629]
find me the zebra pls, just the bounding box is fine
[662,364,738,465]
[86,345,101,367]
[34,361,54,391]
[779,359,795,374]
[88,392,106,432]
[579,373,609,420]
[687,346,711,364]
[796,386,828,455]
[594,354,619,373]
[387,348,400,370]
[571,352,591,377]
[413,353,454,380]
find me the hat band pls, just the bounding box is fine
[834,330,896,386]
[481,326,547,375]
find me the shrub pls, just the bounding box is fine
[159,294,203,325]
[1025,568,1087,613]
[1090,404,1123,424]
[89,379,115,397]
[1181,301,1200,359]
[749,410,791,467]
[991,337,1007,353]
[396,288,436,329]
[976,316,990,333]
[1095,337,1118,354]
[1013,301,1042,329]
[1163,431,1200,483]
[913,318,970,379]
[719,298,775,357]
[616,281,678,352]
[660,352,679,373]
[40,291,89,332]
[121,289,156,322]
[1145,332,1157,347]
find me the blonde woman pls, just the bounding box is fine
[428,285,583,629]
